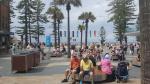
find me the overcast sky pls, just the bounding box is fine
[11,0,139,43]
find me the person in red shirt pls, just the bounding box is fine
[61,52,80,83]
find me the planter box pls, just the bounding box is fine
[11,50,40,72]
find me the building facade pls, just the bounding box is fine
[0,0,10,54]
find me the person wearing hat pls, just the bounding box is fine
[79,53,94,83]
[61,52,80,83]
[100,53,113,81]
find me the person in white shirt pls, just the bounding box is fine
[11,44,16,55]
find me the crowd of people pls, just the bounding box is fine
[10,41,140,83]
[10,42,47,60]
[60,43,134,84]
[60,42,141,84]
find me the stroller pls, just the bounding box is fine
[115,61,129,83]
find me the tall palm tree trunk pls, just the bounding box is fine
[85,19,89,47]
[58,21,60,48]
[140,0,150,84]
[80,29,82,48]
[66,3,71,58]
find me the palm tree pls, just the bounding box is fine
[78,12,96,46]
[56,11,64,48]
[47,6,62,49]
[53,0,82,58]
[139,0,150,83]
[78,24,85,48]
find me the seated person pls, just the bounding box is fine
[52,48,56,53]
[61,53,80,83]
[60,44,66,53]
[79,53,94,83]
[53,48,61,56]
[56,48,60,52]
[100,54,114,81]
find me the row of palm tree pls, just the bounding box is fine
[78,12,96,47]
[46,6,64,49]
[52,0,82,57]
[49,0,96,58]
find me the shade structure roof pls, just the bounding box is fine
[124,31,140,36]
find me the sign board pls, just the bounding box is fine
[46,35,51,47]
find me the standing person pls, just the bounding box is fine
[11,44,16,55]
[111,48,116,61]
[60,44,66,53]
[136,43,140,54]
[120,48,125,61]
[71,45,77,59]
[79,53,94,84]
[115,48,121,61]
[123,44,128,55]
[96,50,101,62]
[96,45,103,55]
[131,44,134,55]
[39,42,46,60]
[130,44,134,55]
[88,50,97,67]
